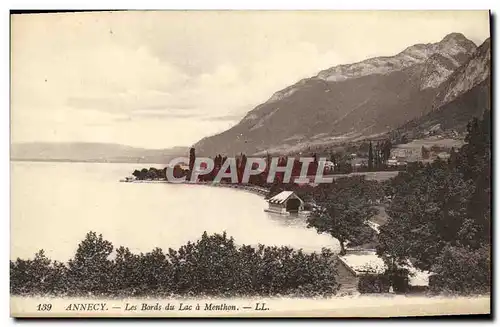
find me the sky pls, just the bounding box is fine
[11,11,490,149]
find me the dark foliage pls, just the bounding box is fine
[10,250,68,296]
[357,275,390,293]
[429,245,490,295]
[306,176,381,255]
[377,112,491,294]
[11,231,339,298]
[132,167,167,180]
[368,142,374,171]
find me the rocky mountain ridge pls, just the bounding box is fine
[397,37,491,138]
[194,33,489,156]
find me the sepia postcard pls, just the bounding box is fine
[10,10,491,318]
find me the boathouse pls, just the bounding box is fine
[265,191,304,216]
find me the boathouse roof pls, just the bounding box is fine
[268,191,301,204]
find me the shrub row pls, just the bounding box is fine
[11,231,339,298]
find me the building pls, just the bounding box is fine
[323,160,335,172]
[387,158,399,167]
[437,152,451,160]
[387,157,408,167]
[336,250,386,294]
[264,191,305,216]
[351,157,368,171]
[391,147,421,161]
[336,250,431,294]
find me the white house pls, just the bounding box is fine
[336,250,431,293]
[264,191,305,216]
[387,158,399,167]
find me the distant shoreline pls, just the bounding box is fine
[10,158,169,165]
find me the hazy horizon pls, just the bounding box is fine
[10,140,187,150]
[11,11,490,149]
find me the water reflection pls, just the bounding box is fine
[266,212,308,227]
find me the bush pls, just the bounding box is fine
[66,232,114,296]
[11,231,339,298]
[10,250,68,296]
[390,274,410,294]
[357,275,390,293]
[429,245,490,295]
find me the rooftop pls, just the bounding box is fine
[338,251,386,275]
[338,250,431,286]
[268,191,295,204]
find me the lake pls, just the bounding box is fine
[10,161,339,261]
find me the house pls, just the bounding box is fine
[437,152,451,160]
[351,157,368,171]
[391,147,421,161]
[335,250,386,294]
[336,250,431,294]
[391,148,409,159]
[264,191,305,216]
[387,158,398,167]
[323,160,335,171]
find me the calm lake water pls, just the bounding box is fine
[11,161,339,261]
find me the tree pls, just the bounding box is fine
[377,113,491,293]
[113,246,142,295]
[448,147,457,164]
[382,139,392,163]
[67,231,114,296]
[368,142,374,171]
[307,176,377,255]
[330,153,338,172]
[453,111,491,249]
[138,248,172,295]
[377,162,474,270]
[237,153,248,183]
[189,147,196,179]
[421,146,430,159]
[453,112,491,181]
[172,165,187,179]
[10,249,67,295]
[11,231,340,297]
[430,245,490,294]
[267,179,284,199]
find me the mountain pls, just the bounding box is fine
[396,37,491,137]
[10,142,189,164]
[435,37,491,107]
[194,33,478,156]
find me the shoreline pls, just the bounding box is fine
[121,179,270,197]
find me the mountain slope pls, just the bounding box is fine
[10,142,188,164]
[436,37,491,107]
[396,37,491,137]
[194,33,477,156]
